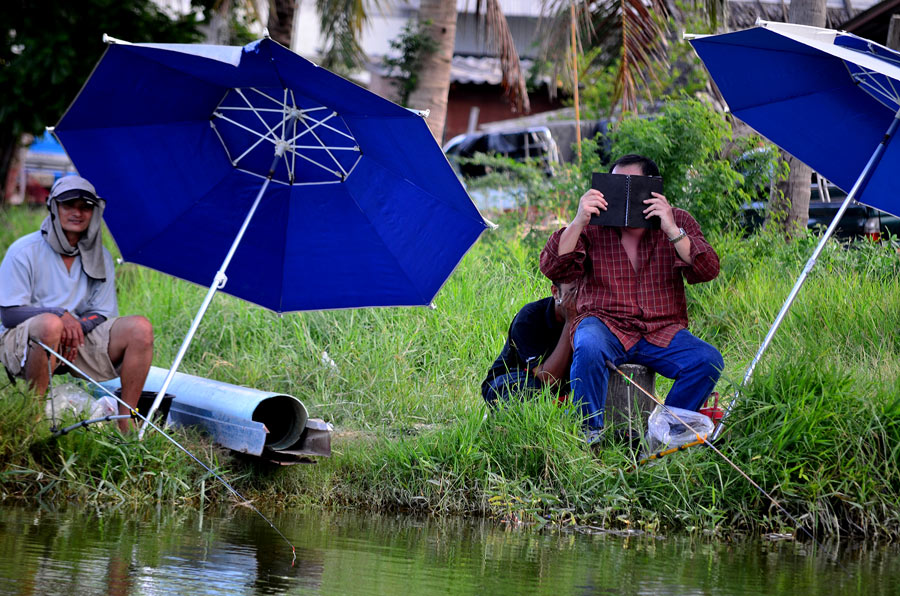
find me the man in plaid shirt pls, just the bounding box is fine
[540,155,723,442]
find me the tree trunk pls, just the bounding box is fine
[267,0,295,48]
[0,134,18,204]
[407,0,457,143]
[768,153,812,237]
[208,0,233,45]
[768,0,826,239]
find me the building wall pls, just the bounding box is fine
[443,83,563,143]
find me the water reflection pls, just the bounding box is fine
[0,504,897,595]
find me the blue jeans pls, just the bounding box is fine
[482,369,543,406]
[571,317,723,430]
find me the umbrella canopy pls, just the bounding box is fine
[55,38,490,312]
[690,21,900,217]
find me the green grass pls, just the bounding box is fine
[1,203,899,539]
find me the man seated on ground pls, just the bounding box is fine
[0,176,154,432]
[539,154,723,443]
[481,281,577,406]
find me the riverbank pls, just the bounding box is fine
[1,205,898,539]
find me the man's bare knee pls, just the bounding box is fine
[31,313,64,345]
[133,315,154,344]
[112,316,154,346]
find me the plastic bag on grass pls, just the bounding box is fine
[45,383,117,420]
[646,405,714,453]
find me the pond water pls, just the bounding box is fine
[0,503,896,595]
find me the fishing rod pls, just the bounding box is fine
[606,360,822,547]
[638,436,707,466]
[31,338,296,565]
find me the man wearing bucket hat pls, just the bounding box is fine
[0,175,154,432]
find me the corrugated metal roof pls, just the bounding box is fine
[374,54,548,85]
[728,0,881,29]
[455,0,547,17]
[734,0,877,7]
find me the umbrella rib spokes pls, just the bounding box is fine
[290,147,343,178]
[213,111,281,147]
[232,128,279,166]
[293,111,357,143]
[290,89,298,181]
[235,88,280,138]
[284,112,354,179]
[279,88,296,182]
[248,86,292,110]
[301,117,349,177]
[214,106,286,113]
[285,111,338,144]
[859,40,900,67]
[231,108,297,167]
[849,67,900,111]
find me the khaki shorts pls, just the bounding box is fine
[0,316,120,382]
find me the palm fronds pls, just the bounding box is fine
[538,0,669,114]
[615,0,668,113]
[481,0,531,113]
[314,0,384,71]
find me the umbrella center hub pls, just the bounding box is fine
[211,87,361,185]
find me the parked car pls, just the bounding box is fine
[443,126,561,178]
[734,149,900,241]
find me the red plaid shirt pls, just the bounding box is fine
[540,208,719,350]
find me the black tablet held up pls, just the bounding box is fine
[589,172,664,229]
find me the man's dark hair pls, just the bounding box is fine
[609,154,660,177]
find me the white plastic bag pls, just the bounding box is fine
[646,405,715,453]
[45,383,117,420]
[88,396,118,418]
[45,383,93,419]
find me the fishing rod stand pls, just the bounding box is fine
[52,414,134,438]
[37,343,134,436]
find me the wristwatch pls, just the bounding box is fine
[668,228,688,244]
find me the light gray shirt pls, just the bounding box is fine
[0,231,118,333]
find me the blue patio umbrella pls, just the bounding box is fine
[54,36,491,431]
[689,21,900,438]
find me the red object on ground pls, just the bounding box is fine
[699,392,724,425]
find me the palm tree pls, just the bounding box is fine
[267,0,382,73]
[538,0,670,114]
[266,0,295,48]
[409,0,531,141]
[406,1,459,141]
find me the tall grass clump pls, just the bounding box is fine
[0,378,239,504]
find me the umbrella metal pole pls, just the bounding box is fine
[713,110,900,442]
[139,153,283,439]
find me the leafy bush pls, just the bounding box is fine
[608,98,768,232]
